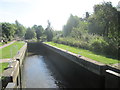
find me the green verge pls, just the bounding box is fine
[0,63,9,74]
[45,42,119,64]
[0,41,25,59]
[0,41,11,47]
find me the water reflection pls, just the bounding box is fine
[22,55,59,88]
[23,55,58,88]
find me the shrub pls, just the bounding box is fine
[52,34,118,60]
[103,39,118,59]
[90,37,108,53]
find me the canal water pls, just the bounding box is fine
[22,54,68,88]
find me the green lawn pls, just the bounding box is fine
[0,41,25,59]
[0,41,11,47]
[45,42,119,64]
[0,63,9,74]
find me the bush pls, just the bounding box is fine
[90,37,109,53]
[53,37,89,49]
[103,39,118,59]
[53,35,118,60]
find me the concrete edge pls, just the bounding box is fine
[43,43,107,75]
[106,70,120,77]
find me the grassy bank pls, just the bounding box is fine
[0,41,11,47]
[0,41,25,59]
[45,42,119,64]
[0,63,9,74]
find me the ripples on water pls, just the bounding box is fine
[22,55,67,88]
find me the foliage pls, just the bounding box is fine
[88,2,119,40]
[2,23,16,41]
[0,23,2,41]
[15,20,26,38]
[24,20,53,42]
[90,37,109,53]
[32,25,44,40]
[44,20,53,41]
[53,2,119,60]
[1,21,26,42]
[1,20,54,42]
[25,28,36,40]
[63,14,80,36]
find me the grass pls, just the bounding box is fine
[0,41,11,47]
[0,41,25,59]
[0,63,9,74]
[45,42,119,64]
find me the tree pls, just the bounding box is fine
[2,22,15,41]
[88,15,105,35]
[95,2,118,36]
[63,14,80,36]
[0,23,2,41]
[85,12,89,19]
[15,20,26,38]
[32,25,44,40]
[25,28,36,40]
[45,20,53,41]
[70,20,88,40]
[87,2,119,58]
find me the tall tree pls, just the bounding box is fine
[0,23,2,41]
[63,14,80,36]
[25,28,36,40]
[45,20,53,41]
[32,25,44,40]
[15,20,26,38]
[2,22,15,41]
[85,12,89,19]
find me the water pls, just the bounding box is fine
[22,55,67,88]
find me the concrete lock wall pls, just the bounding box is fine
[2,43,27,89]
[28,42,120,88]
[42,43,106,88]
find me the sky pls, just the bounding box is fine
[0,0,119,30]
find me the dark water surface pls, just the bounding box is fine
[22,55,68,88]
